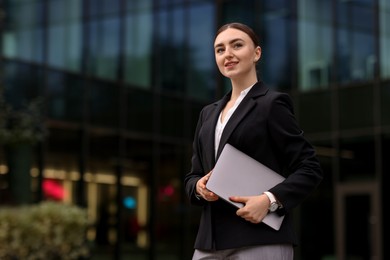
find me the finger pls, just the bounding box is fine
[200,178,208,188]
[205,191,214,198]
[229,196,247,203]
[236,208,247,217]
[209,191,217,198]
[205,191,219,200]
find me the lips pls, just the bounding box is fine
[225,61,238,68]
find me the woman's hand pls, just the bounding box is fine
[196,171,219,202]
[229,194,270,224]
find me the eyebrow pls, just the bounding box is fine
[214,38,243,49]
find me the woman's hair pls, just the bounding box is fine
[215,22,260,47]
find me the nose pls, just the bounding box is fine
[224,47,233,58]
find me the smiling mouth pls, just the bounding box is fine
[225,61,238,68]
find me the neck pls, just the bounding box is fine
[230,76,257,99]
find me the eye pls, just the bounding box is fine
[215,47,225,54]
[233,42,243,49]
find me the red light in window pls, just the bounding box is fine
[42,179,65,201]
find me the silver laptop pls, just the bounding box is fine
[206,143,285,230]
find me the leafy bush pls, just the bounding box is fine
[0,201,90,259]
[0,87,48,145]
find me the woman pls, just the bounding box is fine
[184,22,323,259]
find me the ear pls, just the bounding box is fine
[254,46,262,63]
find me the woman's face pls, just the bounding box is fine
[214,28,261,80]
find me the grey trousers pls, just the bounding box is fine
[192,244,294,260]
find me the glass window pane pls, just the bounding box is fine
[380,0,390,78]
[299,91,332,132]
[67,22,82,72]
[89,134,118,175]
[127,90,153,133]
[161,96,184,137]
[90,0,120,16]
[222,0,256,24]
[298,0,332,91]
[345,195,371,258]
[48,25,66,67]
[43,128,82,204]
[124,138,152,257]
[126,0,153,10]
[261,0,292,91]
[156,143,184,259]
[381,83,390,125]
[100,18,120,79]
[156,6,186,93]
[3,61,44,105]
[2,1,44,63]
[383,134,390,180]
[124,11,153,88]
[89,81,120,127]
[47,71,84,122]
[46,128,80,170]
[339,85,374,130]
[48,0,82,72]
[49,0,67,23]
[18,29,44,63]
[2,32,17,58]
[187,2,215,101]
[336,0,376,84]
[87,17,120,80]
[101,0,121,15]
[340,136,375,181]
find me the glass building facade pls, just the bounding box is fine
[0,0,389,259]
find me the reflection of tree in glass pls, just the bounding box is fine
[0,87,48,145]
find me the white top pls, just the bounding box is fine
[214,85,254,157]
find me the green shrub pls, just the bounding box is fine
[0,87,48,146]
[0,201,90,259]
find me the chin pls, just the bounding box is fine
[223,71,239,78]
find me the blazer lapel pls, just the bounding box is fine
[202,93,231,165]
[216,82,269,158]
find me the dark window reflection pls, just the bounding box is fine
[89,80,120,127]
[4,61,44,105]
[47,70,84,122]
[157,6,186,93]
[340,136,375,181]
[298,0,332,91]
[86,17,120,80]
[187,2,216,101]
[381,84,390,125]
[127,89,153,133]
[339,85,374,129]
[336,0,376,84]
[260,0,292,91]
[345,195,371,259]
[161,96,185,137]
[299,91,332,132]
[124,1,153,88]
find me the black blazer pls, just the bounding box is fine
[184,81,323,250]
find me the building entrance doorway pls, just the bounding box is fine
[335,182,382,260]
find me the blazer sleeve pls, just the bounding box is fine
[267,93,323,214]
[184,108,207,206]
